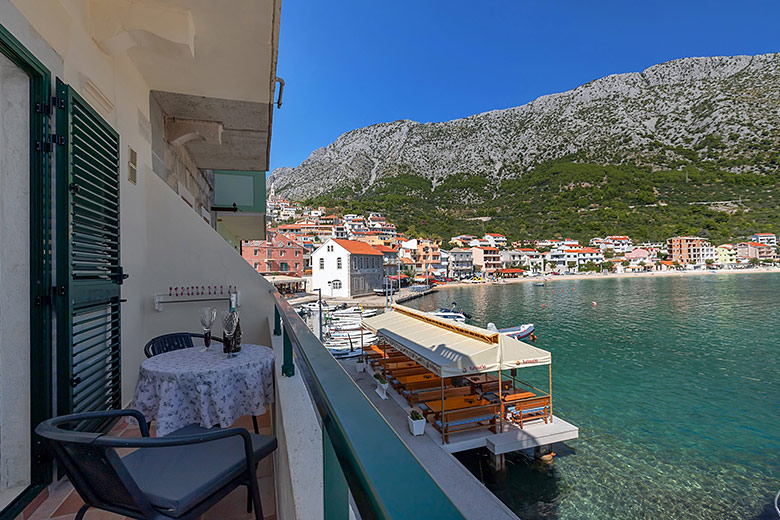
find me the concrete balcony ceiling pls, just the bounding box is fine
[89,0,281,171]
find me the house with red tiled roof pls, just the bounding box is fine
[470,246,501,274]
[737,241,776,261]
[311,238,384,297]
[483,233,508,248]
[242,231,304,276]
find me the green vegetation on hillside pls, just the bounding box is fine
[305,159,780,245]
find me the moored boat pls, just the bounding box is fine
[487,322,535,340]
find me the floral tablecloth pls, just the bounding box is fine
[129,344,274,436]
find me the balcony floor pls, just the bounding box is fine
[23,413,276,520]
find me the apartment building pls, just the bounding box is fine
[737,241,776,261]
[548,247,604,271]
[447,248,474,279]
[375,245,400,276]
[715,244,738,265]
[471,246,501,274]
[483,233,507,249]
[400,239,441,273]
[750,233,777,248]
[242,231,304,276]
[667,236,716,266]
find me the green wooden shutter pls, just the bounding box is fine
[55,79,122,428]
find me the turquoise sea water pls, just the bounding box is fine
[407,273,780,519]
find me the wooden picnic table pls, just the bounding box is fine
[423,396,492,415]
[501,391,536,402]
[423,395,492,421]
[395,373,439,385]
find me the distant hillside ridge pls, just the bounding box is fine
[269,53,780,200]
[268,53,780,244]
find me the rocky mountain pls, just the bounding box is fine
[268,53,780,201]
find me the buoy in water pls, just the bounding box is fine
[542,303,545,308]
[592,301,597,307]
[540,452,556,463]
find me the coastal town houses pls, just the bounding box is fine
[667,236,716,266]
[471,246,501,275]
[450,234,476,247]
[312,238,384,298]
[445,248,474,279]
[749,233,777,248]
[737,241,776,261]
[591,235,634,254]
[242,231,305,276]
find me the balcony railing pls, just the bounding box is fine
[272,292,465,519]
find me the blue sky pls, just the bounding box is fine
[269,1,780,173]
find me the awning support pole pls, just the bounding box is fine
[440,375,444,431]
[548,364,553,423]
[498,367,503,433]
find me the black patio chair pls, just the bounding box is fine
[35,410,276,520]
[143,332,225,358]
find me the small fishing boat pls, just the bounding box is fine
[487,322,535,340]
[303,301,328,311]
[331,306,377,318]
[533,282,545,286]
[498,323,535,340]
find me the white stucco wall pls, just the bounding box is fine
[311,240,350,298]
[122,171,276,403]
[0,46,31,496]
[0,0,277,406]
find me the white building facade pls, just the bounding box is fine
[312,239,383,297]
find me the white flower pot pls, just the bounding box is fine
[408,416,426,436]
[375,381,388,400]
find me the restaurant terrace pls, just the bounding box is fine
[361,305,578,468]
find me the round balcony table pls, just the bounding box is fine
[129,344,274,436]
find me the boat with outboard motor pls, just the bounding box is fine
[430,302,471,323]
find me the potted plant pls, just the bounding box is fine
[356,358,366,373]
[373,373,389,400]
[408,409,426,436]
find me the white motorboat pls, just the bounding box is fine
[431,309,466,322]
[430,302,471,323]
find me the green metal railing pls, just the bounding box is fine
[273,293,465,520]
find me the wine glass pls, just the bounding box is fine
[199,307,216,351]
[221,310,239,358]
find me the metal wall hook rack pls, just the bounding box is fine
[154,285,240,312]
